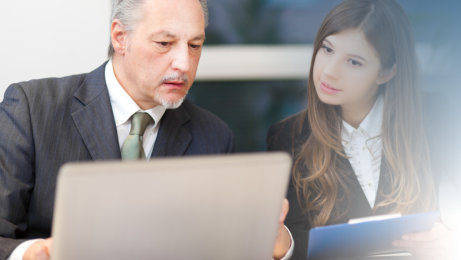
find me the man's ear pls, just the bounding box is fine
[376,64,396,85]
[111,19,128,56]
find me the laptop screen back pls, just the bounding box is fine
[51,152,291,260]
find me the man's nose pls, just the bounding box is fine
[171,44,190,72]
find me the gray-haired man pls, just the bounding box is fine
[0,0,229,258]
[0,0,292,259]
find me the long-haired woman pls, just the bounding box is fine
[268,0,453,259]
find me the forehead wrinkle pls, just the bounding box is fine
[150,30,205,42]
[192,34,206,41]
[151,30,177,39]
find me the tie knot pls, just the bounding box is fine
[129,112,153,135]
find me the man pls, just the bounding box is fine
[0,0,292,259]
[0,0,234,259]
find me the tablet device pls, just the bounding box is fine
[307,211,440,259]
[50,152,291,260]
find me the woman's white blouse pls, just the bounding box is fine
[341,96,383,208]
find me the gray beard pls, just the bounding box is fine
[157,95,186,109]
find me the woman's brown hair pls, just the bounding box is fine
[294,0,436,227]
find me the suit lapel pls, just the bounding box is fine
[151,104,191,157]
[71,62,121,160]
[336,156,374,221]
[374,159,393,215]
[337,154,393,222]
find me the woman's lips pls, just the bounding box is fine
[320,81,341,94]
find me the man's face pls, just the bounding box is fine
[113,0,205,109]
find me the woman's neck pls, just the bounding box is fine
[341,97,377,129]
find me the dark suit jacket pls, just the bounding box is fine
[0,62,234,259]
[267,111,396,260]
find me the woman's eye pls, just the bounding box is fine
[321,44,333,54]
[348,59,363,67]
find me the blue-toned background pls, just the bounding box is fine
[189,0,461,157]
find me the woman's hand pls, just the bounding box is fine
[393,222,454,260]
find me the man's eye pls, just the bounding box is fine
[156,42,171,47]
[189,44,202,50]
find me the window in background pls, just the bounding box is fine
[189,80,306,152]
[189,0,461,154]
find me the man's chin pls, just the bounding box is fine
[158,96,185,109]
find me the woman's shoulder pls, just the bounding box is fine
[266,110,310,155]
[268,111,307,136]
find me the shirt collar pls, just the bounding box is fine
[342,95,383,140]
[105,59,166,126]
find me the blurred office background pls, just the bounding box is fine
[0,1,110,96]
[190,0,461,152]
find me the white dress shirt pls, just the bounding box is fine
[105,59,166,158]
[341,95,383,208]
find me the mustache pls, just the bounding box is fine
[161,74,189,83]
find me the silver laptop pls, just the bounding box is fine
[50,152,291,260]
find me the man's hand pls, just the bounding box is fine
[393,222,454,260]
[23,238,52,260]
[272,198,291,260]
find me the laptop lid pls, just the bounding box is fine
[50,152,291,260]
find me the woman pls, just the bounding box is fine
[267,0,452,259]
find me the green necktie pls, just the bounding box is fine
[121,112,153,160]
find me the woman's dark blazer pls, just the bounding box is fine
[267,111,395,260]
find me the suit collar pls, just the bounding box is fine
[73,62,108,105]
[71,61,121,160]
[150,100,192,157]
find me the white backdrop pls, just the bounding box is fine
[0,0,111,99]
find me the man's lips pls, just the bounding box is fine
[163,81,185,88]
[320,81,341,94]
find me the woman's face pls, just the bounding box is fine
[313,28,390,115]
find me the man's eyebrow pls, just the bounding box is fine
[150,31,206,41]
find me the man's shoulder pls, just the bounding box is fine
[11,73,85,94]
[3,63,108,107]
[7,62,106,97]
[2,74,88,112]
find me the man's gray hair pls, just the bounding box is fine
[107,0,208,57]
